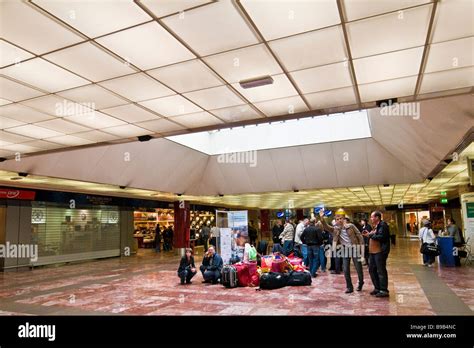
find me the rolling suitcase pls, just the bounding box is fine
[221,265,238,288]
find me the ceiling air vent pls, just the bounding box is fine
[239,75,273,89]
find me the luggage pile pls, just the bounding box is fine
[221,252,312,290]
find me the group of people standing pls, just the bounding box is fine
[271,209,391,297]
[154,224,174,252]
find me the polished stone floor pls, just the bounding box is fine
[0,238,472,316]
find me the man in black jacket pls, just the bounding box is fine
[200,246,223,284]
[365,211,391,298]
[301,218,324,278]
[272,220,284,245]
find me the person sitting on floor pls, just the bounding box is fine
[199,246,223,284]
[177,248,197,285]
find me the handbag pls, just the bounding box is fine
[420,243,440,256]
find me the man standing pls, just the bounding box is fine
[320,209,364,293]
[201,223,211,251]
[295,218,309,264]
[200,246,223,284]
[301,218,324,277]
[364,211,391,298]
[272,220,284,246]
[248,221,258,246]
[279,220,295,256]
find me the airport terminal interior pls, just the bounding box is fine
[0,0,473,316]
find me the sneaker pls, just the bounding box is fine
[312,273,318,278]
[370,290,379,296]
[330,270,336,274]
[357,282,364,291]
[345,288,354,294]
[423,263,428,267]
[375,291,389,298]
[427,264,433,268]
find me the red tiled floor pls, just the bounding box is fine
[0,239,472,316]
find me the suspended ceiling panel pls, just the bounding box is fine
[0,0,471,159]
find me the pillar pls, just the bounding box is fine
[174,200,190,256]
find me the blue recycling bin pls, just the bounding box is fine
[437,236,455,267]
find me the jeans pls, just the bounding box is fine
[422,253,435,265]
[307,245,321,276]
[301,244,308,266]
[369,252,389,293]
[283,240,294,256]
[200,265,220,283]
[342,256,364,290]
[178,269,196,283]
[318,246,327,271]
[203,237,209,251]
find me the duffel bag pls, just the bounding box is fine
[259,272,288,290]
[245,261,258,276]
[249,273,260,287]
[287,271,312,286]
[221,265,238,288]
[287,257,303,266]
[420,243,440,256]
[271,255,286,273]
[233,263,251,287]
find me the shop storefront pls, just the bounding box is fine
[31,202,121,265]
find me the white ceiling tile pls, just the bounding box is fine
[101,104,160,123]
[1,58,89,92]
[232,74,299,103]
[162,1,259,56]
[425,37,474,73]
[344,0,430,21]
[65,111,126,129]
[0,76,45,102]
[354,46,424,84]
[0,1,83,54]
[136,118,185,133]
[0,40,34,67]
[347,4,432,58]
[44,42,135,81]
[183,85,243,110]
[6,124,64,139]
[269,26,347,72]
[290,62,353,94]
[241,0,340,40]
[57,84,128,110]
[102,124,153,137]
[431,0,474,43]
[99,73,175,102]
[96,22,195,70]
[33,0,152,38]
[44,135,94,146]
[0,116,25,129]
[138,95,202,117]
[141,0,212,17]
[0,130,34,144]
[203,44,283,84]
[210,104,262,123]
[304,87,357,109]
[254,96,308,117]
[420,66,474,94]
[73,130,119,142]
[35,118,90,134]
[0,104,54,123]
[359,76,417,102]
[170,111,223,128]
[2,143,42,154]
[148,59,222,93]
[21,95,93,117]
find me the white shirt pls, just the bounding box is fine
[294,222,305,244]
[419,227,436,244]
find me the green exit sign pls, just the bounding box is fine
[440,198,448,204]
[440,191,447,196]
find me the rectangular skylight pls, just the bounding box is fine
[167,110,371,155]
